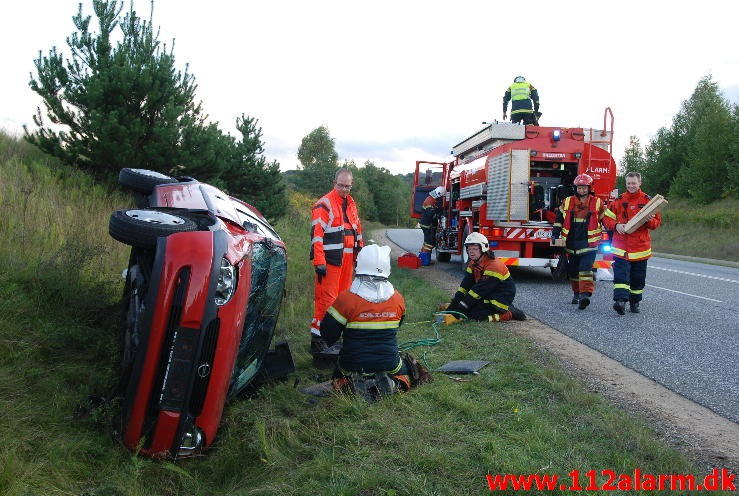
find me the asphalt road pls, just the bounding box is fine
[385,228,739,424]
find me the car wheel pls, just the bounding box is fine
[436,251,451,263]
[109,209,197,249]
[118,168,176,194]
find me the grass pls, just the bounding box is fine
[0,132,733,495]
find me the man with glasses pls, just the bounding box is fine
[309,168,364,364]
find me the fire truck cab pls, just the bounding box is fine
[411,108,617,273]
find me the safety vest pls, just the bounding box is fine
[509,82,532,101]
[560,195,605,249]
[310,189,363,266]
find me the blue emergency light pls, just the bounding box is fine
[553,129,561,142]
[601,244,612,253]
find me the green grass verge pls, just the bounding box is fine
[0,136,731,495]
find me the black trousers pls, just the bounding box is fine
[421,226,437,250]
[612,258,648,302]
[512,113,535,125]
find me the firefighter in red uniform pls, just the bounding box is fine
[419,186,445,257]
[610,172,662,315]
[444,233,526,323]
[321,245,431,399]
[551,174,617,309]
[310,168,364,355]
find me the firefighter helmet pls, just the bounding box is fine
[574,174,594,186]
[430,186,446,199]
[514,75,526,83]
[464,232,489,252]
[355,244,391,279]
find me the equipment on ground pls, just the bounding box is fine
[398,252,422,269]
[410,108,618,277]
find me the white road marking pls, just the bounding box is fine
[646,284,722,302]
[650,265,739,284]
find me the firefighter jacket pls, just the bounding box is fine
[419,195,440,229]
[610,189,662,261]
[450,252,516,312]
[503,82,540,115]
[321,289,406,374]
[310,189,364,267]
[552,194,617,254]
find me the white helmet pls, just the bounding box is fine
[514,75,526,83]
[430,186,446,199]
[355,244,391,279]
[464,232,489,252]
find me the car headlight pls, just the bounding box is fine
[214,258,236,306]
[177,426,204,457]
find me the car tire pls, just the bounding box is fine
[109,209,197,249]
[118,168,176,194]
[436,251,451,263]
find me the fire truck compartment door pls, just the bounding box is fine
[486,150,530,221]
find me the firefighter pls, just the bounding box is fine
[610,172,662,315]
[444,232,526,322]
[321,244,432,400]
[551,174,617,309]
[419,186,445,259]
[503,76,540,125]
[310,168,364,356]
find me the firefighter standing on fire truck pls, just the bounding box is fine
[552,174,617,309]
[419,186,445,257]
[443,233,526,323]
[610,172,662,315]
[503,76,540,125]
[310,168,364,357]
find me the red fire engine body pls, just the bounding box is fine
[411,108,617,273]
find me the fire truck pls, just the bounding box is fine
[411,108,617,275]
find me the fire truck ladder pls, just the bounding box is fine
[587,107,614,171]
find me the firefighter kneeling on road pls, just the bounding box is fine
[442,233,526,323]
[551,174,617,309]
[320,244,432,401]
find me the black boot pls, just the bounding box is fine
[613,300,626,315]
[311,335,341,369]
[571,293,580,304]
[509,305,527,321]
[577,293,591,310]
[629,301,640,313]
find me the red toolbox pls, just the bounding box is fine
[397,252,421,269]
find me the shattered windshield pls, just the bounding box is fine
[228,240,287,395]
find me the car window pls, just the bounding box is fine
[233,203,281,241]
[228,241,287,396]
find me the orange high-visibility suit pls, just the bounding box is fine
[310,189,363,336]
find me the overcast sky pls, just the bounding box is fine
[2,0,737,174]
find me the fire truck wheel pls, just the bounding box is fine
[436,251,451,263]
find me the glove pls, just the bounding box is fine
[503,112,507,120]
[443,314,461,326]
[315,264,327,283]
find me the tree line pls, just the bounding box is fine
[620,76,738,203]
[288,126,414,227]
[24,0,286,221]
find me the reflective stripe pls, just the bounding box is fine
[489,314,501,322]
[345,320,401,329]
[603,208,617,220]
[629,249,652,259]
[311,218,327,228]
[323,243,344,250]
[327,307,347,325]
[457,287,467,294]
[388,357,403,375]
[484,299,509,311]
[553,223,562,227]
[343,248,354,254]
[614,283,630,290]
[468,290,481,300]
[562,228,570,234]
[565,247,596,254]
[630,289,644,294]
[587,229,602,235]
[610,247,626,256]
[311,236,323,244]
[466,267,472,273]
[483,270,510,280]
[324,225,344,234]
[573,218,587,223]
[419,224,431,229]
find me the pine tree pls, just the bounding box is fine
[295,126,338,196]
[619,135,646,192]
[24,0,225,182]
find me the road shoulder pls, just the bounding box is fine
[373,229,739,473]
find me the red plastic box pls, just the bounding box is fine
[397,252,421,269]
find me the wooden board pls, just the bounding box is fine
[624,194,668,234]
[550,238,566,247]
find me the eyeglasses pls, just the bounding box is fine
[335,183,352,190]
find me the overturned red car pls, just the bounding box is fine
[109,168,288,459]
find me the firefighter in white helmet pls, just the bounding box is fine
[443,232,525,323]
[320,245,432,400]
[419,186,446,261]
